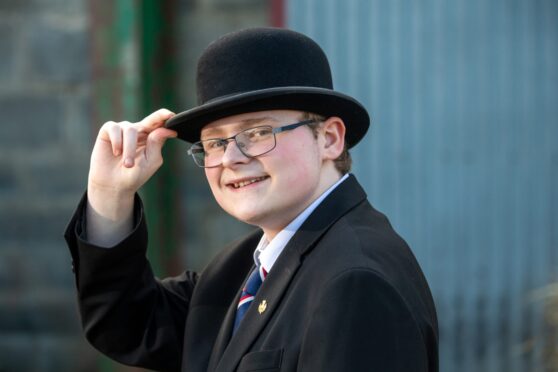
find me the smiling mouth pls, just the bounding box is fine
[228,176,269,189]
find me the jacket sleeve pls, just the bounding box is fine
[298,269,431,372]
[64,192,197,372]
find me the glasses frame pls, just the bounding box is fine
[188,119,317,168]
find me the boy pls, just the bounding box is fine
[65,27,438,372]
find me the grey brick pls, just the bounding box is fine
[0,249,26,290]
[0,334,30,372]
[0,95,63,148]
[0,246,76,291]
[0,334,96,372]
[63,92,93,149]
[0,164,17,195]
[0,205,70,241]
[0,291,80,333]
[0,0,85,17]
[0,23,17,85]
[22,159,88,198]
[28,23,90,84]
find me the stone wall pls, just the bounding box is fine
[0,0,95,371]
[0,0,271,371]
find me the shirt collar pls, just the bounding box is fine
[254,173,350,273]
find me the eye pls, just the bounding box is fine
[248,127,273,140]
[203,139,226,151]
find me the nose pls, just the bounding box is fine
[221,139,250,167]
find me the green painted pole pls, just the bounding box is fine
[90,0,181,370]
[90,1,140,371]
[90,0,139,127]
[138,0,182,277]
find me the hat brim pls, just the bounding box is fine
[165,86,370,148]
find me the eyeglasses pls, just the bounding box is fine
[188,119,316,168]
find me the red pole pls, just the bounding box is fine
[270,0,285,27]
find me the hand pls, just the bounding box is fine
[88,109,177,198]
[86,109,177,246]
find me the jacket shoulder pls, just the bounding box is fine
[191,229,262,307]
[308,201,439,340]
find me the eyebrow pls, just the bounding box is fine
[202,116,279,138]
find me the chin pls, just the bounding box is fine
[224,206,266,226]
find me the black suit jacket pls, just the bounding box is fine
[64,175,438,371]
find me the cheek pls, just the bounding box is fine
[204,169,222,197]
[274,139,321,183]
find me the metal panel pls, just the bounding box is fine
[287,0,558,371]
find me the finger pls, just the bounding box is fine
[138,108,175,132]
[103,122,123,156]
[122,126,138,168]
[145,128,177,166]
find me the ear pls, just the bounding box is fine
[319,116,346,161]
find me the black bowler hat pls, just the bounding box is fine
[165,27,370,148]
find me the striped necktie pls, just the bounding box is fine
[233,265,267,334]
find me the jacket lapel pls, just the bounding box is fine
[213,249,301,372]
[206,281,245,371]
[201,230,262,372]
[211,175,367,372]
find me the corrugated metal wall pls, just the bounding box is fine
[287,1,558,371]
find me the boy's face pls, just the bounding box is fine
[201,110,338,238]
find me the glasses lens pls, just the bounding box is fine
[189,143,207,167]
[190,126,276,168]
[236,126,275,157]
[193,138,231,167]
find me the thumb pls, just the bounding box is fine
[145,128,177,166]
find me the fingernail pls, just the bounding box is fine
[124,158,133,167]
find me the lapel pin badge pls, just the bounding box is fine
[258,300,267,314]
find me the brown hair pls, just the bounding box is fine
[301,112,352,175]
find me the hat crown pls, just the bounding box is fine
[196,28,334,105]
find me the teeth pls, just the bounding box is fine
[232,176,266,189]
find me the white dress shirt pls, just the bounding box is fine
[254,173,349,273]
